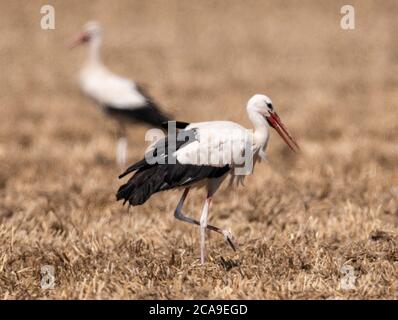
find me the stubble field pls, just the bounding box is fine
[0,0,398,299]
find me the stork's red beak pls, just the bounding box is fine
[68,32,90,49]
[266,112,300,153]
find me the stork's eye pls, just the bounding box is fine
[266,102,273,111]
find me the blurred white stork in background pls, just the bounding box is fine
[117,94,300,264]
[70,21,170,165]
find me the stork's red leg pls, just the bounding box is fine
[199,196,210,264]
[174,188,238,252]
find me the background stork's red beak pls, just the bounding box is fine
[68,32,90,49]
[266,112,300,153]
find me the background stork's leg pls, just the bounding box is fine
[174,188,238,251]
[116,137,128,165]
[199,196,211,264]
[116,122,128,166]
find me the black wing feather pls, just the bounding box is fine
[103,83,170,128]
[116,130,230,206]
[161,121,190,130]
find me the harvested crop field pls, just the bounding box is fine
[0,0,398,299]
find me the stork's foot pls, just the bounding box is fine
[221,230,239,251]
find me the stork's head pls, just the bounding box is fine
[247,94,274,116]
[247,94,300,153]
[69,21,102,49]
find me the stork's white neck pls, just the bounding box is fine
[247,109,269,150]
[87,37,102,65]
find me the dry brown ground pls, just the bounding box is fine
[0,0,398,299]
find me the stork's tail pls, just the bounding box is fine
[116,166,165,206]
[104,102,170,129]
[132,101,171,128]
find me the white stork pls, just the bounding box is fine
[117,94,300,264]
[70,21,170,165]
